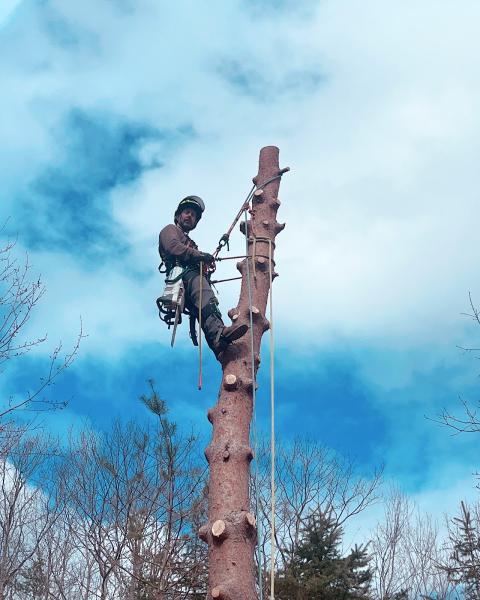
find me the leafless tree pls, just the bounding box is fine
[370,488,412,599]
[21,516,90,600]
[432,292,480,436]
[254,437,381,595]
[435,397,480,435]
[60,391,207,599]
[0,431,63,600]
[370,487,456,600]
[0,236,83,428]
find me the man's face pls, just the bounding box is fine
[177,207,199,232]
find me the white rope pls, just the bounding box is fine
[244,210,264,600]
[245,223,277,599]
[268,239,276,600]
[198,261,203,391]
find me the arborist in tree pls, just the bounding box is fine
[158,196,248,358]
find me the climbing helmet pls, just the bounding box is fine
[174,195,205,222]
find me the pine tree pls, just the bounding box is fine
[447,501,480,599]
[275,512,372,600]
[15,558,49,599]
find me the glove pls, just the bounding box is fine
[194,252,215,266]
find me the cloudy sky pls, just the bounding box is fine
[1,0,480,527]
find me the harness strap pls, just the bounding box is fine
[186,297,220,348]
[201,298,221,322]
[189,313,198,346]
[165,265,196,284]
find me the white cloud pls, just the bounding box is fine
[2,0,479,369]
[0,0,21,27]
[2,0,480,511]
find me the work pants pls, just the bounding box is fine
[183,271,224,353]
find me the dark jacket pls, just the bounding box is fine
[158,224,203,269]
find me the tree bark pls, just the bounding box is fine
[203,146,286,600]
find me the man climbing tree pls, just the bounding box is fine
[158,195,248,357]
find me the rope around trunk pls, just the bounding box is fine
[244,209,264,600]
[245,216,277,599]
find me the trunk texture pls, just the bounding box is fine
[202,146,286,600]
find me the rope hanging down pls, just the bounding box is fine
[268,239,276,600]
[244,209,264,600]
[240,170,285,598]
[244,224,277,600]
[198,261,203,390]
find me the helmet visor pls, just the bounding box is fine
[177,199,202,217]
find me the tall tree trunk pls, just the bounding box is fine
[201,146,286,600]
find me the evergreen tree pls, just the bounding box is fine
[275,512,372,600]
[15,558,49,599]
[447,501,480,599]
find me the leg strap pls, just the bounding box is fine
[189,313,198,347]
[188,299,222,347]
[201,298,222,322]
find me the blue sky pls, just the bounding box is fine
[2,0,480,531]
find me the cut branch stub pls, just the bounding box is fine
[223,374,238,390]
[239,220,253,237]
[199,525,209,542]
[250,305,260,318]
[227,307,240,322]
[253,189,264,203]
[211,519,227,540]
[256,256,268,271]
[244,378,259,392]
[245,512,256,528]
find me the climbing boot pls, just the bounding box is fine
[211,323,249,361]
[220,323,249,344]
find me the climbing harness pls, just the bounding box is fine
[156,265,199,347]
[156,266,186,347]
[156,166,289,348]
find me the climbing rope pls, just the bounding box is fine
[244,209,264,600]
[198,261,203,391]
[213,184,256,257]
[245,230,278,599]
[213,167,289,260]
[268,239,276,600]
